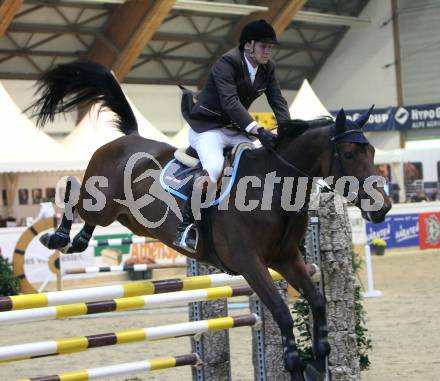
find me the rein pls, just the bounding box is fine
[266,144,337,193]
[264,120,339,192]
[266,144,313,179]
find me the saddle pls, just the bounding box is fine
[160,142,254,205]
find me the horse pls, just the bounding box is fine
[29,61,392,381]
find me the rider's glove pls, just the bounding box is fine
[256,127,277,149]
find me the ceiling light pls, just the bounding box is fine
[57,0,370,26]
[174,0,267,15]
[295,11,370,27]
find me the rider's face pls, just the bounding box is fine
[245,41,274,65]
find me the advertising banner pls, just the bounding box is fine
[366,214,419,248]
[419,212,440,249]
[334,103,440,132]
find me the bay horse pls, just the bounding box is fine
[30,61,391,381]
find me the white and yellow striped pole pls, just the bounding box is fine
[0,285,253,325]
[0,270,282,312]
[0,314,259,363]
[19,353,200,381]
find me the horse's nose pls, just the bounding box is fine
[382,197,392,214]
[372,199,392,223]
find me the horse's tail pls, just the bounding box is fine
[29,61,138,135]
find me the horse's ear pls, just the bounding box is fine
[335,108,346,133]
[356,104,374,128]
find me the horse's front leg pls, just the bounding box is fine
[240,260,305,381]
[273,254,330,381]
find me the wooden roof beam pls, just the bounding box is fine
[271,0,307,35]
[87,0,176,81]
[0,0,24,36]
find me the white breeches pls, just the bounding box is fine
[189,127,255,182]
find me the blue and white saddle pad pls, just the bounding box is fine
[159,144,252,207]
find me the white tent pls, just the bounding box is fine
[131,99,173,144]
[0,82,86,219]
[0,82,86,173]
[172,122,190,148]
[63,100,173,160]
[289,79,332,120]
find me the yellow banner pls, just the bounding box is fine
[250,112,277,129]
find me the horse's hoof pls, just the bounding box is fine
[284,350,304,381]
[39,233,51,248]
[303,363,326,381]
[68,237,90,253]
[290,368,305,381]
[39,232,70,250]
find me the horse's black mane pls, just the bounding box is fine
[277,117,334,141]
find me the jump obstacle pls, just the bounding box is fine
[63,263,186,275]
[0,284,253,324]
[4,193,364,380]
[0,314,258,363]
[5,220,286,380]
[0,269,278,380]
[0,269,282,311]
[362,244,382,298]
[4,221,318,380]
[18,353,201,381]
[85,235,152,247]
[11,217,188,293]
[18,353,200,381]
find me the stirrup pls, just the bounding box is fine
[179,223,198,253]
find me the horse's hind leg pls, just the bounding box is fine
[273,255,330,381]
[40,177,79,250]
[241,260,305,381]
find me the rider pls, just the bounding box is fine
[174,19,291,252]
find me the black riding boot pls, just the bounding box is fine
[173,198,198,253]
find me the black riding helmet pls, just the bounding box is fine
[239,19,279,49]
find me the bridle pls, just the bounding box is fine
[264,120,369,196]
[328,126,370,190]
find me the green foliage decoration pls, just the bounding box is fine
[0,255,20,296]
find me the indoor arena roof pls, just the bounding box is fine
[0,0,370,90]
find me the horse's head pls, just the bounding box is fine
[327,107,392,223]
